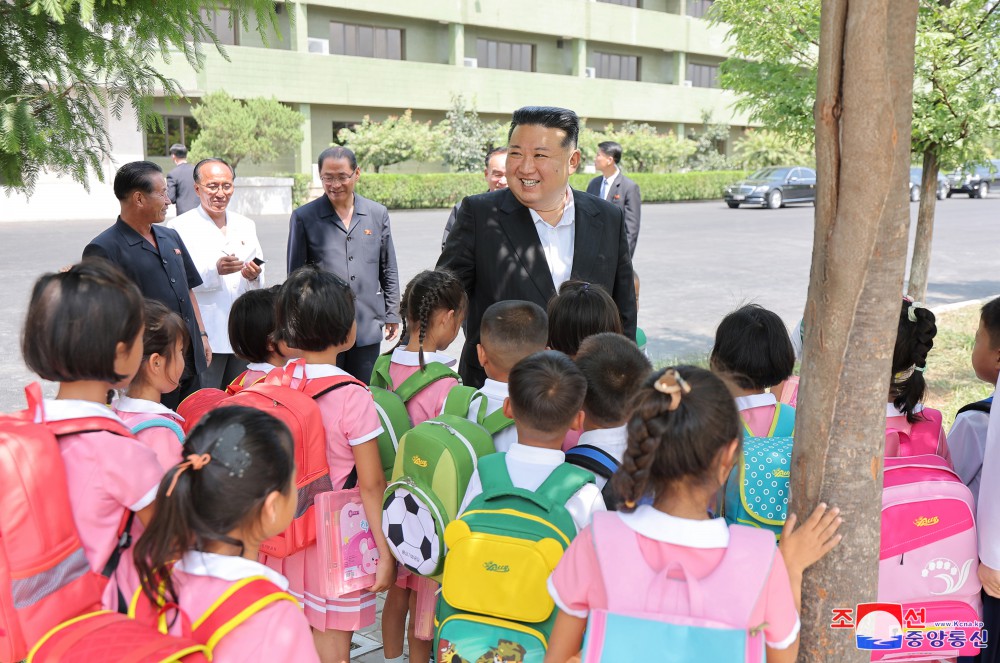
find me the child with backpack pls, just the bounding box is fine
[948,296,1000,505]
[91,406,321,662]
[710,304,796,437]
[886,298,950,460]
[112,299,189,471]
[20,260,164,574]
[568,333,652,508]
[227,286,287,393]
[466,299,549,452]
[544,367,843,663]
[267,266,395,663]
[547,280,625,358]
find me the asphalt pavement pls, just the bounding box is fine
[2,195,998,412]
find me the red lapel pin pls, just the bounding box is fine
[614,194,621,200]
[173,248,181,255]
[364,229,373,235]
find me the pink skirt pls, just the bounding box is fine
[263,542,376,632]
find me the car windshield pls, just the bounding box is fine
[910,167,921,179]
[750,167,792,180]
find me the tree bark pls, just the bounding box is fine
[907,149,940,302]
[793,1,919,660]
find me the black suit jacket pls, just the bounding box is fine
[166,163,199,216]
[587,172,641,257]
[438,187,637,387]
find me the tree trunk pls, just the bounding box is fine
[793,1,919,660]
[907,149,940,302]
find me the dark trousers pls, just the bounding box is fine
[161,348,201,410]
[199,353,248,391]
[336,342,381,385]
[969,590,999,663]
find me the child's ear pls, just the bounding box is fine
[477,343,487,368]
[569,410,586,432]
[717,439,741,484]
[261,490,283,535]
[148,352,165,372]
[502,397,513,419]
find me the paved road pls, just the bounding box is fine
[2,195,998,411]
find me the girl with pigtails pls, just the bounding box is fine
[106,406,320,662]
[886,298,951,460]
[373,268,468,663]
[544,367,843,663]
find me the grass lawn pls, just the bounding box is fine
[925,300,995,429]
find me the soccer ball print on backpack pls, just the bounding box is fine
[435,454,594,661]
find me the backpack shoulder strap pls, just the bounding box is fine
[476,453,513,493]
[225,371,249,396]
[479,407,515,435]
[565,444,620,480]
[191,576,297,651]
[958,398,994,416]
[394,362,460,403]
[370,355,394,390]
[46,417,136,439]
[443,385,478,417]
[769,403,795,437]
[535,463,596,506]
[590,512,648,611]
[300,375,367,400]
[130,418,185,443]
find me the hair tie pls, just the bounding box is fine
[581,283,591,293]
[915,366,926,373]
[907,301,924,323]
[654,369,691,411]
[166,453,211,497]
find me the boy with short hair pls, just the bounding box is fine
[458,350,605,531]
[948,296,1000,505]
[471,300,549,452]
[571,333,653,495]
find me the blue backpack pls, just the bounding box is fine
[723,404,795,538]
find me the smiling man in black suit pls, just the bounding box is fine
[438,106,636,387]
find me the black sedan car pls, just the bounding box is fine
[724,166,817,209]
[947,159,1000,199]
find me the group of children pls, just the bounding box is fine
[11,251,1000,663]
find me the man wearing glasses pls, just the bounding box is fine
[286,146,401,383]
[169,158,265,390]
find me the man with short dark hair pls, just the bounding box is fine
[441,146,508,250]
[587,141,641,257]
[83,160,210,407]
[287,146,401,383]
[166,143,199,215]
[439,106,637,387]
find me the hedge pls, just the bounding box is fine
[350,170,749,209]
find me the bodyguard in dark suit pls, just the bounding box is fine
[439,107,636,387]
[587,141,641,257]
[84,161,210,408]
[287,146,401,383]
[166,144,200,216]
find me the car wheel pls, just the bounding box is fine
[978,182,989,199]
[910,186,920,202]
[937,186,947,200]
[726,201,740,209]
[947,191,953,198]
[766,190,783,209]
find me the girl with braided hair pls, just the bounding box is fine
[545,366,842,663]
[885,298,951,460]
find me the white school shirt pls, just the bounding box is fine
[980,376,1000,567]
[468,379,518,453]
[575,426,628,490]
[458,442,606,532]
[735,392,776,412]
[528,187,576,292]
[168,206,264,354]
[947,390,994,506]
[112,395,184,422]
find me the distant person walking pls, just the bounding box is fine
[166,143,199,216]
[83,161,210,408]
[169,158,264,391]
[441,146,508,250]
[287,146,401,383]
[587,140,641,257]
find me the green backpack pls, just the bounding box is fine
[435,454,593,662]
[368,355,463,479]
[441,385,516,437]
[380,414,496,578]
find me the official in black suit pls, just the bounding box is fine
[166,144,199,216]
[438,107,636,387]
[287,146,401,383]
[84,161,210,408]
[586,141,641,257]
[442,146,508,250]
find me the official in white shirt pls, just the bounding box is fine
[169,158,263,390]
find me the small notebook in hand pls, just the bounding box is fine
[315,489,379,596]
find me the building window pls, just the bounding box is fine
[595,52,640,81]
[476,38,534,72]
[200,9,238,45]
[686,62,720,88]
[598,0,641,6]
[146,116,200,157]
[330,21,404,60]
[687,0,714,19]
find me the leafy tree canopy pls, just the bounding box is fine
[437,95,507,173]
[337,110,437,173]
[189,92,304,170]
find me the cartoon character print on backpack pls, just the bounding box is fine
[475,639,527,663]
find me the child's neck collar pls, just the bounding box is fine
[57,380,115,404]
[299,348,344,365]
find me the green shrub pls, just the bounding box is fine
[569,171,749,202]
[278,172,313,208]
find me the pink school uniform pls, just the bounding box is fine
[387,348,458,426]
[106,551,319,663]
[263,362,383,632]
[42,399,162,573]
[112,396,185,471]
[886,402,952,464]
[735,393,787,437]
[548,505,800,652]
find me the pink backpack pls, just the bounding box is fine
[875,455,982,661]
[885,408,948,459]
[582,512,775,663]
